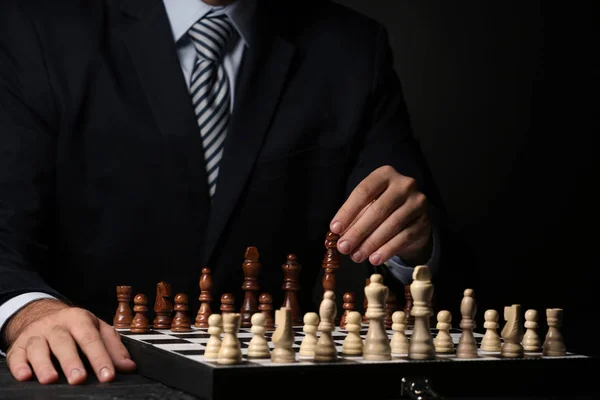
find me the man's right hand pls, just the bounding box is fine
[4,299,136,385]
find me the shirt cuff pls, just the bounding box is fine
[0,292,58,356]
[384,226,440,284]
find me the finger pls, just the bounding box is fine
[325,200,373,247]
[370,214,432,265]
[338,186,409,258]
[25,336,59,384]
[99,321,136,372]
[349,194,426,264]
[69,315,115,383]
[329,168,390,236]
[6,345,33,382]
[46,326,87,385]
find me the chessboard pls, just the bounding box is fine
[119,324,595,400]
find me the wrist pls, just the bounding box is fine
[3,298,69,347]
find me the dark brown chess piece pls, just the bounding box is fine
[220,293,235,314]
[340,292,355,329]
[384,291,397,330]
[240,246,261,328]
[258,293,274,330]
[404,284,415,326]
[195,267,212,328]
[322,232,340,293]
[153,281,173,329]
[362,278,370,323]
[114,285,133,329]
[281,254,302,325]
[171,293,192,332]
[130,293,149,333]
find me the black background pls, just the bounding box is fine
[334,0,598,356]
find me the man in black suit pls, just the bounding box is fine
[0,0,443,385]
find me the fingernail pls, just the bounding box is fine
[100,367,112,380]
[338,240,349,253]
[331,221,342,233]
[70,368,83,380]
[370,253,381,265]
[352,251,363,262]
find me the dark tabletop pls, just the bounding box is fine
[2,357,599,400]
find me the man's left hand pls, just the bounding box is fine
[330,165,432,266]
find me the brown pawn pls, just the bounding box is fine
[281,254,302,325]
[220,293,235,314]
[258,293,275,330]
[130,293,149,333]
[171,293,192,332]
[322,231,340,293]
[195,267,213,328]
[114,285,133,329]
[362,278,370,323]
[384,291,397,330]
[340,292,356,329]
[240,246,261,328]
[404,284,415,325]
[153,281,173,329]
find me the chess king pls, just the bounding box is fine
[0,0,442,386]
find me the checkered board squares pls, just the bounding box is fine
[118,324,584,368]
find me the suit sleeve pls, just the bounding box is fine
[0,2,66,306]
[345,24,448,275]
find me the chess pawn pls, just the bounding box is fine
[543,308,566,356]
[433,310,454,354]
[258,293,275,330]
[363,274,392,361]
[314,291,338,361]
[217,313,243,364]
[220,293,235,314]
[339,292,355,329]
[299,312,319,358]
[480,309,502,352]
[114,285,133,329]
[390,311,409,355]
[342,311,363,356]
[456,289,478,358]
[523,309,541,352]
[171,293,192,332]
[247,312,270,359]
[130,293,150,333]
[204,314,223,360]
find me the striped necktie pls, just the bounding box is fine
[188,14,234,197]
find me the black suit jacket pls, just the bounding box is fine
[0,0,444,326]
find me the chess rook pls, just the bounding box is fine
[543,308,566,356]
[217,313,243,364]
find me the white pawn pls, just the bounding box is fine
[390,311,409,355]
[204,313,222,360]
[314,290,338,361]
[217,312,243,364]
[342,311,363,356]
[523,309,541,352]
[247,312,270,358]
[480,309,502,352]
[433,310,454,354]
[299,312,319,358]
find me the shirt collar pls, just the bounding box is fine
[162,0,256,47]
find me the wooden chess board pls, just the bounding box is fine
[119,325,595,400]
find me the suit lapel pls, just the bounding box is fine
[117,0,211,210]
[202,3,296,266]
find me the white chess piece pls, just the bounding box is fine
[390,310,409,355]
[542,308,566,356]
[363,274,392,360]
[407,266,435,360]
[342,311,363,356]
[523,309,541,352]
[217,313,243,364]
[271,308,296,363]
[247,312,270,358]
[299,312,319,358]
[456,289,478,359]
[433,310,454,354]
[314,290,338,361]
[480,309,502,352]
[204,313,222,360]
